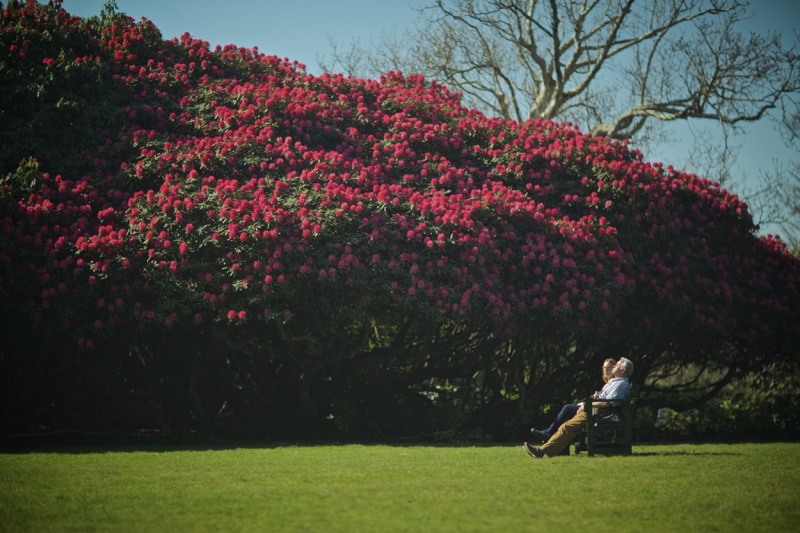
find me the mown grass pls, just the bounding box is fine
[1,442,798,532]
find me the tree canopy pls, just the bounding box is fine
[1,0,798,440]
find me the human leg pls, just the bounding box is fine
[539,411,587,457]
[547,404,580,455]
[543,404,579,437]
[531,403,579,439]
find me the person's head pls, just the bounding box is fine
[612,357,634,379]
[602,358,615,382]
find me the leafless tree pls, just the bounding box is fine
[324,0,799,141]
[323,0,800,246]
[742,159,800,250]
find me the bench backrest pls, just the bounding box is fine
[628,383,640,401]
[626,383,639,419]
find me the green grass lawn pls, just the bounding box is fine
[1,442,799,532]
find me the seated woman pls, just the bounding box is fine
[529,359,615,453]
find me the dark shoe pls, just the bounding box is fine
[529,428,548,441]
[523,442,545,458]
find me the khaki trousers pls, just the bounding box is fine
[540,411,587,457]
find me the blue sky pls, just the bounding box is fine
[61,0,799,236]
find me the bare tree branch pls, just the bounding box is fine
[321,0,800,246]
[323,0,800,143]
[740,159,800,250]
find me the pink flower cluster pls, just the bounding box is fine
[1,1,798,351]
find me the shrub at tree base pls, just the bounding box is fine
[1,1,798,440]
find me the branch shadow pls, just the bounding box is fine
[0,440,531,455]
[4,440,787,456]
[629,450,740,457]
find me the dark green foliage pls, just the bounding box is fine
[1,1,798,443]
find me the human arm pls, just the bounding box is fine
[596,379,630,402]
[583,379,630,411]
[580,380,629,412]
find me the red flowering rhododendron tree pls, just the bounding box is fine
[1,1,798,439]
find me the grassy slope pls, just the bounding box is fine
[1,443,798,532]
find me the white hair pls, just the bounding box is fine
[619,357,634,378]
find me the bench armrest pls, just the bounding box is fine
[581,397,636,405]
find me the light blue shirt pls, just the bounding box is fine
[597,377,630,401]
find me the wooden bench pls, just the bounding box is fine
[575,383,639,456]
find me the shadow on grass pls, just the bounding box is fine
[0,440,531,455]
[630,450,740,457]
[2,440,791,456]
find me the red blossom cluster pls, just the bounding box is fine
[1,0,798,358]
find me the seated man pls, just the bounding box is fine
[523,357,633,458]
[529,359,616,445]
